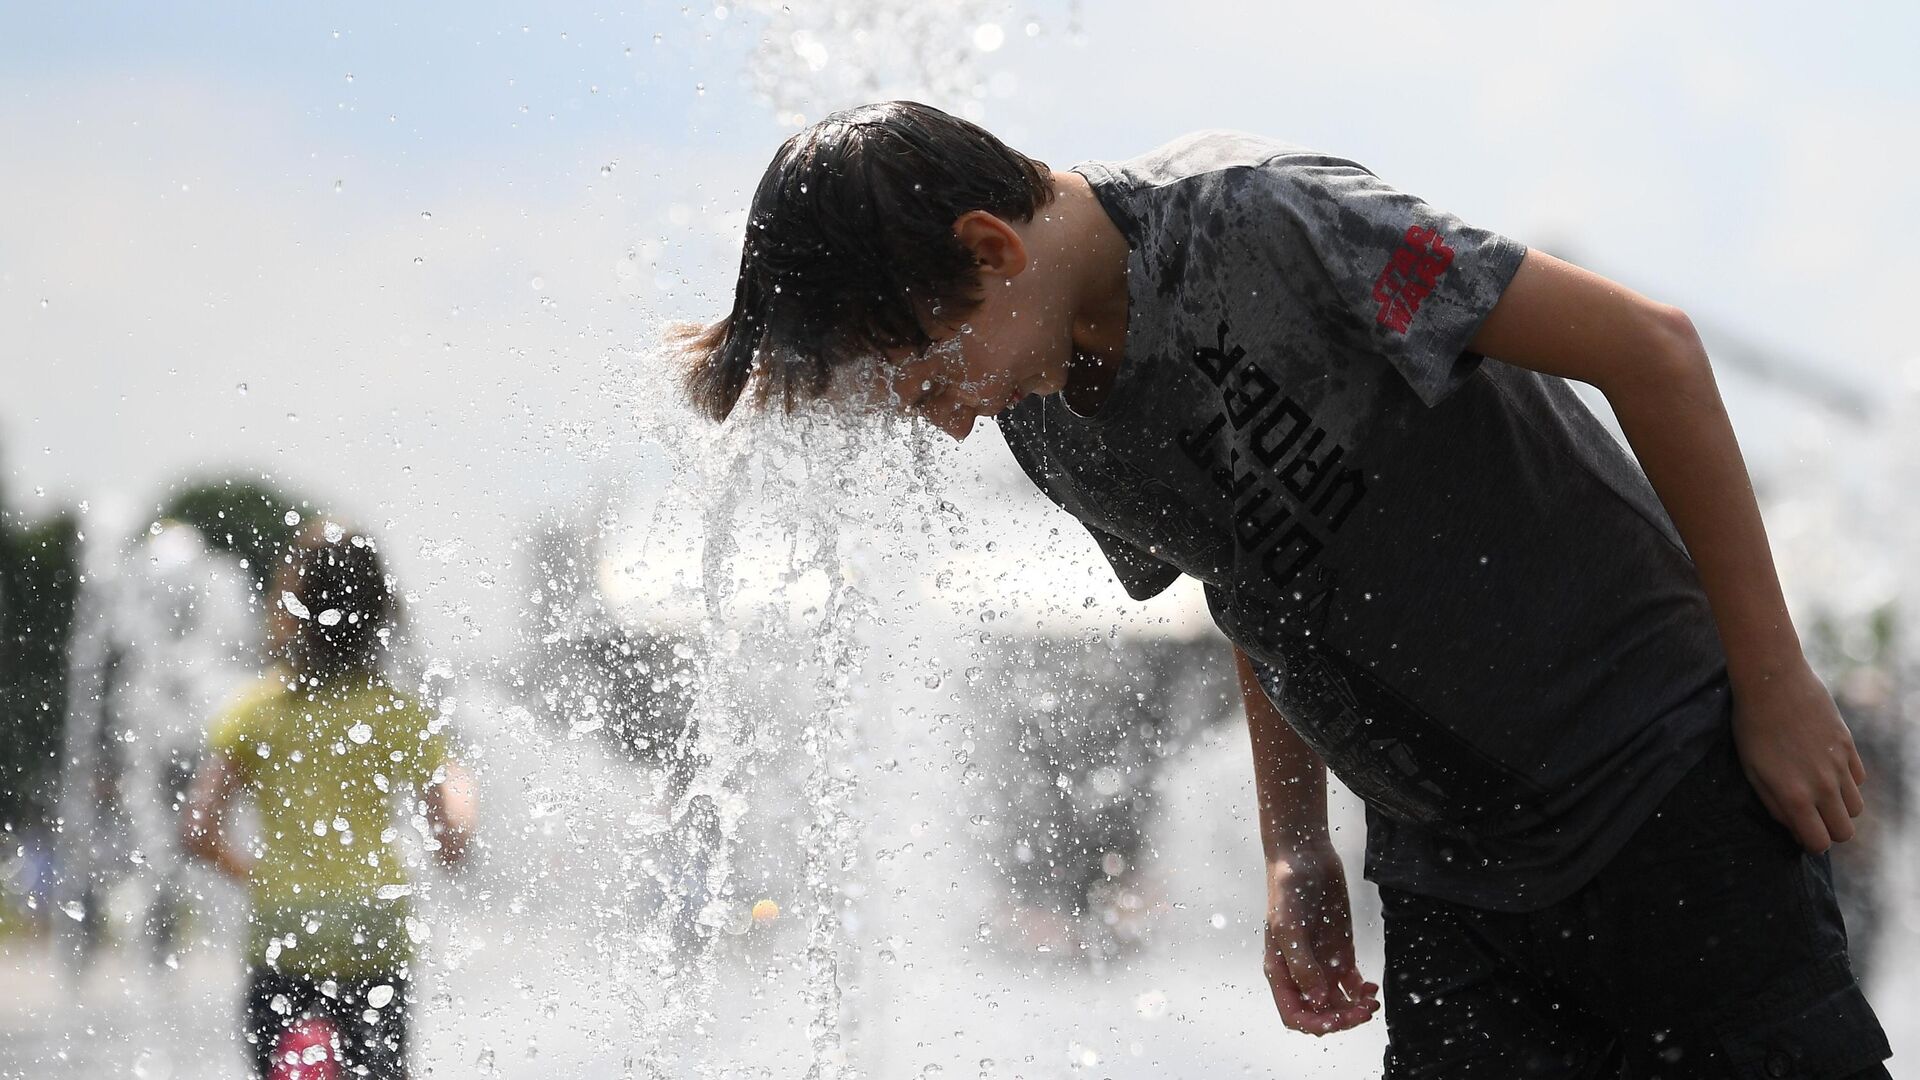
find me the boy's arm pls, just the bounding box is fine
[1236,647,1380,1035]
[1467,249,1866,853]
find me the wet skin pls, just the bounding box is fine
[865,170,1131,440]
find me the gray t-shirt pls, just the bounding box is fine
[998,131,1730,912]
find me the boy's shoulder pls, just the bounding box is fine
[1083,129,1359,192]
[1080,131,1380,244]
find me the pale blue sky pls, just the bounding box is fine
[4,1,1917,643]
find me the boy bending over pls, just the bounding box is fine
[678,101,1889,1078]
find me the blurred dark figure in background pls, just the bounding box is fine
[518,522,700,791]
[965,632,1234,957]
[514,521,712,952]
[182,522,476,1080]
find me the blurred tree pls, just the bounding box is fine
[0,505,82,830]
[156,475,307,595]
[0,471,309,832]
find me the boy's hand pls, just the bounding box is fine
[1264,841,1379,1035]
[1730,660,1867,853]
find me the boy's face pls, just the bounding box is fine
[867,214,1076,441]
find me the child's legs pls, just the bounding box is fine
[240,968,411,1079]
[240,968,320,1079]
[315,974,411,1080]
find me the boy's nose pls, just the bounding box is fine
[932,412,976,442]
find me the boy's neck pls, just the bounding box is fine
[1047,170,1131,414]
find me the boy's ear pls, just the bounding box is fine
[952,210,1028,279]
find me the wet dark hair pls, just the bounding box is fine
[273,521,398,680]
[676,100,1054,422]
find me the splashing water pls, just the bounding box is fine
[737,0,1075,127]
[27,4,1916,1079]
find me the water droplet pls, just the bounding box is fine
[695,82,706,95]
[367,983,395,1008]
[599,162,616,177]
[284,510,302,526]
[60,900,85,922]
[281,591,311,620]
[236,382,248,394]
[527,788,559,819]
[419,210,432,220]
[323,522,345,543]
[529,274,546,291]
[972,23,1005,51]
[344,72,355,82]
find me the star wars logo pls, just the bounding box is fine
[1372,224,1455,334]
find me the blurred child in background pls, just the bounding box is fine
[182,521,475,1080]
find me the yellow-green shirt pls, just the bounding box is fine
[208,676,449,977]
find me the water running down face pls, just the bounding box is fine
[864,210,1084,441]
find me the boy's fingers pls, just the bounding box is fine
[1263,962,1324,1032]
[1264,933,1362,1031]
[1331,958,1380,1012]
[1751,768,1845,853]
[1818,790,1857,845]
[1264,963,1379,1035]
[1788,802,1831,853]
[1281,942,1334,1008]
[1842,772,1866,819]
[1849,748,1867,788]
[1334,960,1366,1000]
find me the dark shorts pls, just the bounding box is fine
[242,968,411,1079]
[1378,731,1891,1079]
